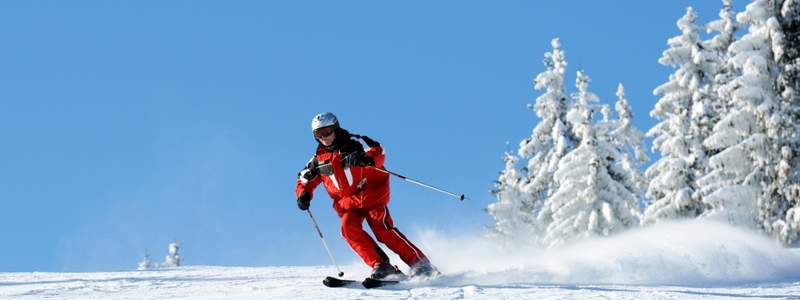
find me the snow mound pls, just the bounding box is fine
[418,220,800,286]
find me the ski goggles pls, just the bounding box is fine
[313,126,336,139]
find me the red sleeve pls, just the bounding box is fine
[365,145,385,168]
[295,167,323,199]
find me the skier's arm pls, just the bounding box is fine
[295,157,323,201]
[360,135,385,168]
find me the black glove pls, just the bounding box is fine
[343,151,374,167]
[297,191,311,211]
[299,167,318,182]
[299,157,319,180]
[355,152,375,166]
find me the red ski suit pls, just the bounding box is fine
[295,130,429,268]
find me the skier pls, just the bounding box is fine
[295,112,437,280]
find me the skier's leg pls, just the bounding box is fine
[366,206,430,267]
[339,208,388,267]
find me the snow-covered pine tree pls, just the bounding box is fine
[757,0,800,244]
[644,7,711,224]
[694,0,741,215]
[520,38,577,207]
[605,84,649,207]
[704,0,741,119]
[488,152,538,240]
[698,0,781,228]
[137,251,151,271]
[565,70,597,140]
[488,38,576,242]
[541,71,640,247]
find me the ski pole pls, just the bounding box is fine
[368,166,467,201]
[306,209,344,277]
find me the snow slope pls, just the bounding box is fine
[2,221,799,299]
[0,265,797,300]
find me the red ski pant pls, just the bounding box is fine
[336,205,429,268]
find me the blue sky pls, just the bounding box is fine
[0,1,741,272]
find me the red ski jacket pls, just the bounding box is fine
[295,129,390,210]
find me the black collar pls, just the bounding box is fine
[317,128,352,152]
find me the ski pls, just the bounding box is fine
[325,273,441,289]
[362,277,401,289]
[323,276,404,289]
[322,276,359,288]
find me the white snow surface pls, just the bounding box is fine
[2,221,799,299]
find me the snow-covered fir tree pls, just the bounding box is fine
[605,84,649,205]
[489,0,800,247]
[566,70,597,139]
[698,0,782,229]
[694,0,742,216]
[519,38,577,213]
[137,251,151,271]
[541,71,641,247]
[490,40,647,247]
[488,152,538,240]
[756,0,800,244]
[704,0,741,119]
[645,7,712,224]
[488,38,576,242]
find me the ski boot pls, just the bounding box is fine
[370,262,404,280]
[409,261,440,278]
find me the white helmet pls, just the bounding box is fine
[311,112,339,131]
